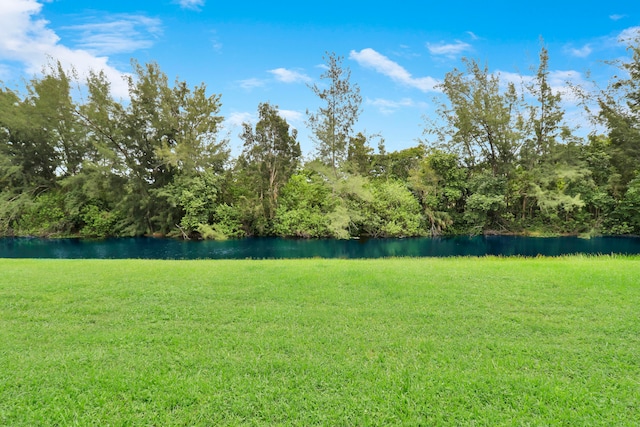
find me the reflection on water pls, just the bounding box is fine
[2,236,640,259]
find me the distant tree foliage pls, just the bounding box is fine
[238,102,301,224]
[307,52,362,176]
[2,42,640,239]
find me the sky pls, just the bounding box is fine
[0,0,639,157]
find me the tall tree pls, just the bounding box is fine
[597,37,640,186]
[76,62,227,236]
[516,45,579,224]
[27,63,85,178]
[307,52,362,175]
[427,58,523,177]
[523,44,565,167]
[238,102,301,222]
[408,150,465,235]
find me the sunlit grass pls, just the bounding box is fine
[1,257,639,425]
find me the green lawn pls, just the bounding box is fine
[1,257,639,425]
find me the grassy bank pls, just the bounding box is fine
[1,257,639,425]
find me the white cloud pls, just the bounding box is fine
[63,15,162,55]
[610,14,626,21]
[367,97,427,115]
[349,48,440,93]
[0,0,149,98]
[176,0,205,11]
[618,26,640,43]
[566,44,592,58]
[237,78,266,90]
[466,31,480,41]
[278,109,303,122]
[268,68,311,84]
[224,111,254,127]
[548,70,588,102]
[496,70,532,86]
[426,40,472,57]
[210,30,222,53]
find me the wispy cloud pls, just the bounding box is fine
[278,109,303,123]
[367,97,427,115]
[237,78,266,90]
[466,31,480,41]
[426,40,472,57]
[349,48,440,93]
[493,70,533,93]
[610,14,626,21]
[497,69,587,104]
[391,44,420,60]
[176,0,205,11]
[63,15,162,55]
[558,26,640,60]
[0,0,133,98]
[618,26,640,43]
[225,111,254,127]
[0,63,10,80]
[268,68,311,84]
[210,30,222,53]
[566,44,592,58]
[224,109,301,131]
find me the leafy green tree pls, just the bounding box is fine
[272,172,335,238]
[79,204,119,238]
[76,62,227,236]
[15,192,70,236]
[578,135,617,227]
[74,70,135,234]
[1,76,69,190]
[463,171,508,233]
[307,52,362,175]
[0,87,27,195]
[373,145,425,181]
[346,132,373,175]
[427,58,523,177]
[529,164,587,229]
[616,174,640,233]
[515,45,585,229]
[521,45,566,168]
[153,76,228,176]
[359,180,423,237]
[239,102,301,223]
[328,172,375,238]
[0,66,87,236]
[408,150,465,235]
[597,38,640,186]
[154,171,220,237]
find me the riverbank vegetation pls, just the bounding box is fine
[1,257,638,425]
[2,42,640,239]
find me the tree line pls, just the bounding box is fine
[1,43,640,239]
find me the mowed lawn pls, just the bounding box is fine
[1,257,639,425]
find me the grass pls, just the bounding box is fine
[1,256,639,425]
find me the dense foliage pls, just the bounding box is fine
[2,44,640,239]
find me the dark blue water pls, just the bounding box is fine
[1,236,640,259]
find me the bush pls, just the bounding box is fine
[80,205,117,238]
[16,192,70,236]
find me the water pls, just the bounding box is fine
[1,236,640,259]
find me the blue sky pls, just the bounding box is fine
[0,0,638,157]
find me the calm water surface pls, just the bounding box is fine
[2,236,640,259]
